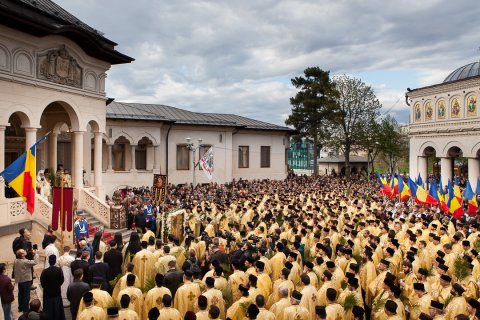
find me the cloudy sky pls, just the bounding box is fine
[55,0,480,126]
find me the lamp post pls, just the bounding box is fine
[186,137,202,188]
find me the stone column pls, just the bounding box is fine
[0,126,5,199]
[49,130,58,171]
[468,157,480,190]
[107,144,113,172]
[440,157,453,188]
[24,127,37,151]
[73,131,84,188]
[94,132,104,198]
[417,156,428,183]
[153,145,159,173]
[130,145,137,172]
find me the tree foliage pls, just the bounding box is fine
[328,75,381,179]
[376,115,408,173]
[285,67,338,175]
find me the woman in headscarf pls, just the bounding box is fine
[91,230,106,255]
[121,232,141,271]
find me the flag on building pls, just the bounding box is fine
[464,180,478,216]
[0,135,47,214]
[200,146,214,180]
[377,173,392,196]
[447,179,463,219]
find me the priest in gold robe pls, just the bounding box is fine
[117,274,144,318]
[143,273,171,320]
[270,243,287,281]
[444,284,468,320]
[77,292,107,320]
[159,294,182,320]
[269,286,292,320]
[283,290,310,320]
[173,270,201,317]
[118,294,140,320]
[132,241,156,289]
[226,284,251,320]
[77,282,114,315]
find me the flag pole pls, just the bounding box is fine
[60,174,64,255]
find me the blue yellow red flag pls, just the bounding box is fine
[464,180,478,216]
[0,134,47,214]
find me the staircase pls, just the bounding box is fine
[83,211,133,245]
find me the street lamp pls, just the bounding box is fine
[186,137,203,188]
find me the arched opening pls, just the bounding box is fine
[4,112,28,198]
[112,136,130,171]
[136,136,153,170]
[447,146,467,185]
[422,146,438,180]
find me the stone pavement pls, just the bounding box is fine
[4,261,73,320]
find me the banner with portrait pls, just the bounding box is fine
[152,174,168,205]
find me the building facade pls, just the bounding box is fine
[407,62,480,188]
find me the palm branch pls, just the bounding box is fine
[372,295,388,313]
[142,276,155,294]
[474,239,480,252]
[239,300,252,313]
[109,273,123,288]
[443,294,454,307]
[341,293,358,310]
[453,256,469,281]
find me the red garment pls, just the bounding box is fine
[0,273,14,304]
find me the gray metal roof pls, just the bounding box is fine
[17,0,110,42]
[443,62,480,83]
[203,113,292,131]
[107,102,293,131]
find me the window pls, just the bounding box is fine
[176,144,190,170]
[198,145,212,170]
[135,145,147,170]
[238,146,249,168]
[261,146,271,168]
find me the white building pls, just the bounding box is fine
[407,61,480,188]
[0,0,291,261]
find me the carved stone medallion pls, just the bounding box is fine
[37,46,83,88]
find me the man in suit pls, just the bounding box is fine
[67,268,90,320]
[70,251,90,283]
[164,260,184,298]
[103,240,123,285]
[87,251,109,291]
[40,255,65,320]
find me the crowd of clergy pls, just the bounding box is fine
[11,175,480,320]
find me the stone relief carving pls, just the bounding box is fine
[37,46,82,88]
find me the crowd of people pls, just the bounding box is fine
[3,174,480,320]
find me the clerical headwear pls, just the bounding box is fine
[323,270,332,279]
[247,304,260,318]
[83,291,93,303]
[468,298,480,309]
[284,262,293,270]
[256,260,265,270]
[198,295,208,309]
[380,259,390,266]
[184,311,196,320]
[452,283,465,295]
[430,300,444,310]
[440,274,451,283]
[107,307,119,318]
[418,268,428,276]
[413,283,425,291]
[383,277,394,288]
[304,261,313,269]
[348,277,359,288]
[206,277,215,287]
[419,312,433,320]
[326,261,335,269]
[385,300,397,314]
[289,251,298,259]
[291,290,302,301]
[326,288,337,302]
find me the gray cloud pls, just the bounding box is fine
[55,0,480,125]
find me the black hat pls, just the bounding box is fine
[430,300,444,310]
[418,268,428,276]
[386,247,395,256]
[107,307,119,317]
[348,277,359,288]
[349,263,359,272]
[326,288,337,301]
[289,251,298,259]
[148,307,160,320]
[352,306,364,318]
[419,313,433,320]
[315,306,326,318]
[326,261,335,268]
[305,261,314,269]
[383,277,395,288]
[291,290,302,301]
[198,295,208,308]
[83,291,93,303]
[385,300,397,313]
[184,311,196,320]
[390,285,401,298]
[256,260,265,269]
[205,277,215,287]
[452,283,465,295]
[323,270,332,278]
[380,259,390,266]
[413,283,425,291]
[468,298,480,309]
[284,261,293,270]
[440,274,451,282]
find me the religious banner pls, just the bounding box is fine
[51,187,74,231]
[152,174,168,206]
[200,146,214,180]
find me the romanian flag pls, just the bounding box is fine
[398,175,410,201]
[377,173,392,196]
[0,135,47,214]
[390,175,399,197]
[408,176,437,205]
[407,176,418,199]
[447,179,463,219]
[454,177,462,201]
[416,173,423,187]
[430,179,448,212]
[464,180,478,216]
